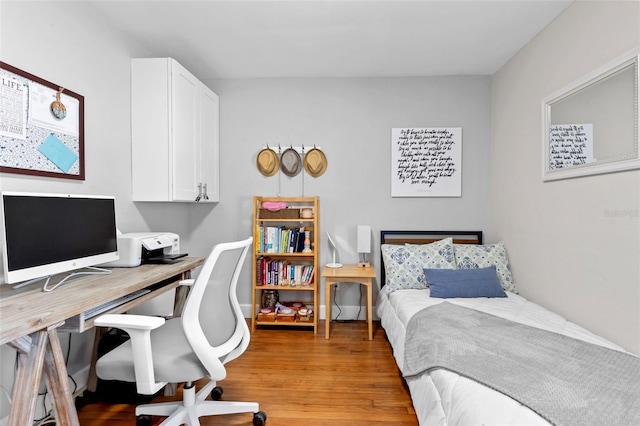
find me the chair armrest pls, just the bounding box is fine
[94,314,165,330]
[94,314,167,395]
[179,278,195,286]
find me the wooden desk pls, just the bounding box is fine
[0,257,204,426]
[323,264,376,340]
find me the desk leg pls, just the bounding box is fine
[366,280,373,341]
[166,274,191,397]
[44,328,80,426]
[325,280,332,339]
[173,271,191,317]
[86,327,107,393]
[7,324,79,426]
[8,334,46,426]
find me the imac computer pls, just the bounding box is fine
[0,191,119,291]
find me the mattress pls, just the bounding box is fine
[376,288,626,426]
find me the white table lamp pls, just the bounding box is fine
[357,225,371,267]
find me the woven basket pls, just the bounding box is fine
[296,312,314,322]
[259,208,300,219]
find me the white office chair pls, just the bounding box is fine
[94,237,266,426]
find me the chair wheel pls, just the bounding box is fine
[136,415,152,426]
[210,386,224,400]
[253,410,267,425]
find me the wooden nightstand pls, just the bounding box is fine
[323,264,376,340]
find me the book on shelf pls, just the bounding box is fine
[256,226,308,254]
[256,256,264,286]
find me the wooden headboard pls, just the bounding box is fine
[379,230,483,288]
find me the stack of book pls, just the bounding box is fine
[255,257,315,286]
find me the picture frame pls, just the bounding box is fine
[0,61,85,180]
[391,127,462,197]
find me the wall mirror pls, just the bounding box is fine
[543,49,639,181]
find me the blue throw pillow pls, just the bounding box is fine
[423,266,507,299]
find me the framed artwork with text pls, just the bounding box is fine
[391,127,462,197]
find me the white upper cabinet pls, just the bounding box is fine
[131,58,219,202]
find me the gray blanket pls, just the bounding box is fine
[403,302,640,426]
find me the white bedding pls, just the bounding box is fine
[376,288,626,426]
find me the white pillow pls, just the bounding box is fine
[382,238,455,293]
[453,241,517,293]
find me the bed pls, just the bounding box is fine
[376,230,640,426]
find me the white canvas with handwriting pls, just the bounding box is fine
[391,127,462,197]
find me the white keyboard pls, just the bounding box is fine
[85,289,151,319]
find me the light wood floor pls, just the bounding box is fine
[76,320,417,425]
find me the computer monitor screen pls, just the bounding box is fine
[0,192,119,284]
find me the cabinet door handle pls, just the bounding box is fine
[202,183,209,200]
[195,183,202,202]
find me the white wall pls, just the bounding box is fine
[492,1,640,354]
[194,76,493,308]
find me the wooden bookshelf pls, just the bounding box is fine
[251,196,319,333]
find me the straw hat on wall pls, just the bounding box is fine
[303,147,327,177]
[256,147,279,176]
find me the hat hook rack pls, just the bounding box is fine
[258,143,325,197]
[260,144,320,155]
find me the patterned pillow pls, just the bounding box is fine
[382,238,456,292]
[453,241,517,293]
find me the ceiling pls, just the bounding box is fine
[88,0,572,80]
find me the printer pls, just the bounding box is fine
[101,232,184,317]
[103,232,183,267]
